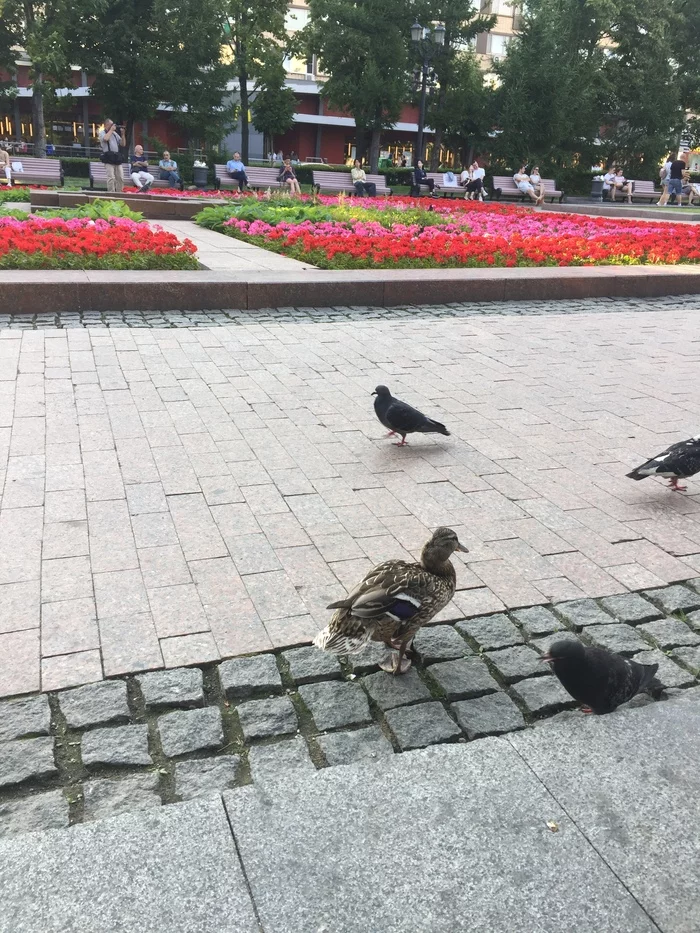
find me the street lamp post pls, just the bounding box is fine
[411,22,445,167]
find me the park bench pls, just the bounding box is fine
[492,174,564,203]
[7,156,63,187]
[312,170,392,195]
[89,161,174,190]
[628,180,659,204]
[214,164,284,191]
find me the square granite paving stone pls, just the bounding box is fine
[671,646,700,675]
[642,584,700,614]
[236,696,298,741]
[58,681,131,730]
[599,593,664,625]
[282,645,342,684]
[0,737,58,788]
[247,736,316,785]
[136,667,205,709]
[584,624,650,656]
[347,644,388,675]
[384,701,463,751]
[0,790,69,839]
[0,796,260,933]
[157,707,224,758]
[412,624,472,664]
[510,676,577,716]
[217,654,282,699]
[298,680,372,731]
[427,657,501,701]
[530,632,583,656]
[174,756,242,800]
[81,724,152,768]
[507,695,700,933]
[455,613,524,650]
[223,739,658,933]
[510,606,563,638]
[637,617,700,650]
[362,669,432,711]
[631,649,697,690]
[317,726,394,766]
[554,599,616,629]
[484,645,547,683]
[452,693,526,739]
[0,695,51,742]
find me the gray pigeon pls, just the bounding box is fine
[627,434,700,491]
[372,385,450,447]
[541,639,659,714]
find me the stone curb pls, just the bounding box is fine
[2,581,700,839]
[2,264,700,313]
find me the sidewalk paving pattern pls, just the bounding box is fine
[3,296,700,697]
[2,693,699,932]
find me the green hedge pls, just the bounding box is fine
[59,157,90,178]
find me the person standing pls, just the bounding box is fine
[351,159,377,197]
[158,151,181,188]
[658,153,688,207]
[226,152,249,191]
[130,145,154,192]
[98,119,126,193]
[0,145,11,187]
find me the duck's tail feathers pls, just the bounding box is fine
[313,626,372,655]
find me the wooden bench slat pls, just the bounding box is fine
[8,156,62,187]
[312,170,391,195]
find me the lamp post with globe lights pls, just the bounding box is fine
[411,21,445,166]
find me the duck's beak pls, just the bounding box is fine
[455,541,469,553]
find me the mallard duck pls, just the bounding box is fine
[313,527,468,674]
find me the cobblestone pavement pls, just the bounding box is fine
[3,295,700,698]
[2,583,700,838]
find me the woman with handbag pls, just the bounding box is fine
[98,119,127,192]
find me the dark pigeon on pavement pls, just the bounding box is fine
[372,385,450,447]
[541,638,659,714]
[626,435,700,491]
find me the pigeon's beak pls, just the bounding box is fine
[371,391,377,396]
[455,541,469,553]
[540,654,553,663]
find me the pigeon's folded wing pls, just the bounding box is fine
[385,399,434,433]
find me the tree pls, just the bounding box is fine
[305,0,413,171]
[426,50,495,167]
[222,0,290,162]
[492,0,606,172]
[414,0,494,168]
[251,58,296,155]
[70,0,230,147]
[598,0,685,174]
[0,0,76,156]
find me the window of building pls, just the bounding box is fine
[285,7,310,31]
[487,33,511,56]
[480,0,514,14]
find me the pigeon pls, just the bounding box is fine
[372,385,450,447]
[541,638,659,714]
[626,434,700,491]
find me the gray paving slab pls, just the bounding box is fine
[509,695,700,933]
[223,741,658,933]
[0,797,259,933]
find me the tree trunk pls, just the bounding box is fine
[31,70,46,157]
[355,127,368,164]
[238,69,249,162]
[430,82,448,170]
[368,127,381,174]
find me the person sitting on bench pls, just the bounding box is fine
[226,152,249,191]
[411,161,434,196]
[130,145,154,192]
[351,159,377,197]
[158,151,181,187]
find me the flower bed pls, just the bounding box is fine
[0,214,198,269]
[196,196,700,269]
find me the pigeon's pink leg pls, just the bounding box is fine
[669,477,687,492]
[394,436,408,447]
[385,430,397,438]
[580,705,594,714]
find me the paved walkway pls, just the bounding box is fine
[155,220,314,273]
[2,692,699,932]
[3,295,700,697]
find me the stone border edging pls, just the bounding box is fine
[4,264,700,313]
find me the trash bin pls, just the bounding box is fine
[192,166,208,189]
[590,178,604,202]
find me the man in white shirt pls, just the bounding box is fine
[602,168,617,199]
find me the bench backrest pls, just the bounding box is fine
[493,175,521,191]
[91,160,161,178]
[630,180,657,193]
[312,171,354,187]
[10,156,62,180]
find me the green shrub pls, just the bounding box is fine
[59,157,90,178]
